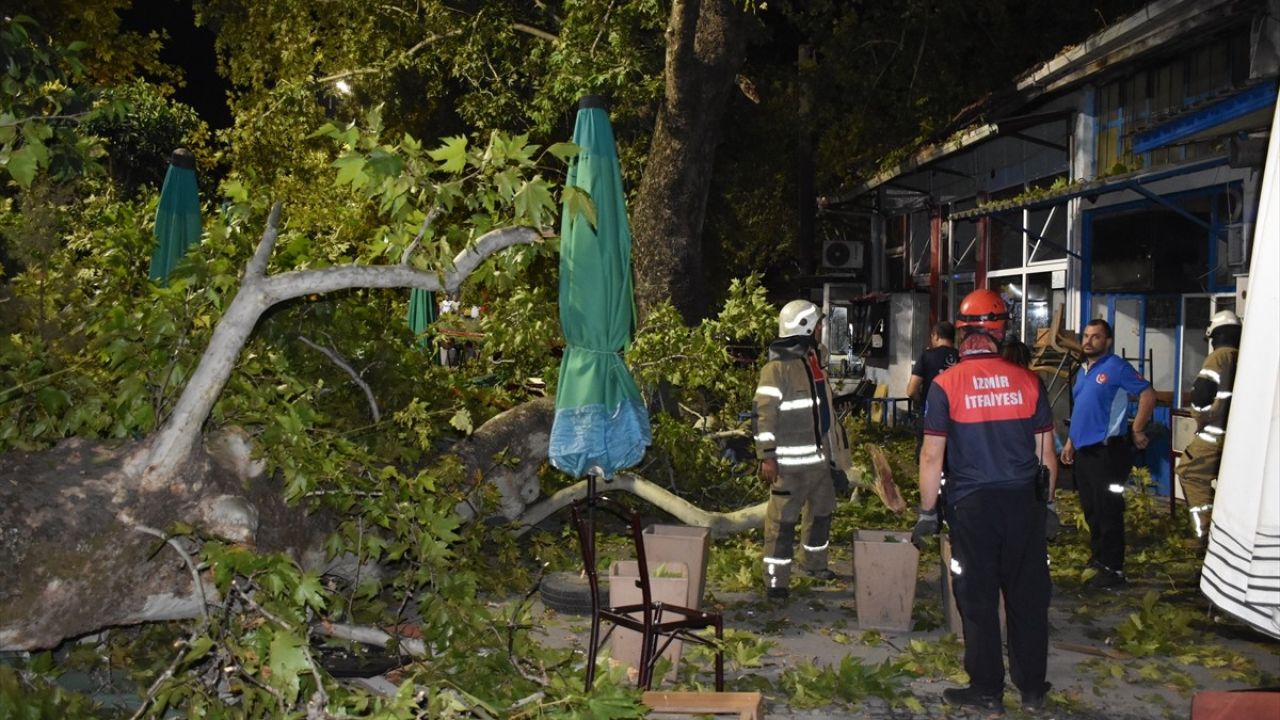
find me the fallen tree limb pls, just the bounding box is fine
[315,621,428,658]
[512,472,767,538]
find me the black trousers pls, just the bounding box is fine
[1073,438,1131,572]
[949,486,1050,696]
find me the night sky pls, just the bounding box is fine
[122,0,231,129]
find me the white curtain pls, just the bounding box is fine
[1200,100,1280,639]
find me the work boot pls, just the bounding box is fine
[1020,681,1051,711]
[799,567,837,581]
[942,686,1004,715]
[1086,567,1127,590]
[765,587,790,601]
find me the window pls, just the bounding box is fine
[1094,28,1251,173]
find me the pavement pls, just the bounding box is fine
[529,548,1280,719]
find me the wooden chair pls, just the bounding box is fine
[570,496,725,692]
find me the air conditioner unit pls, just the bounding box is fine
[822,239,864,272]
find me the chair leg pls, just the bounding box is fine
[714,617,725,692]
[584,613,601,692]
[638,626,658,689]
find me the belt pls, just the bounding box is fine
[1082,435,1128,450]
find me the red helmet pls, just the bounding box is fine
[957,289,1009,340]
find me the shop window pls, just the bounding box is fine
[989,185,1024,270]
[910,210,932,283]
[1091,209,1211,293]
[885,214,909,291]
[1028,204,1068,262]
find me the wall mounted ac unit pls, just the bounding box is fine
[822,239,864,272]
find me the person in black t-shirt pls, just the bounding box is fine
[908,321,959,457]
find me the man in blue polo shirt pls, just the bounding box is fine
[1060,319,1155,589]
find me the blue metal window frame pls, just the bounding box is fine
[1134,82,1278,154]
[1081,180,1241,330]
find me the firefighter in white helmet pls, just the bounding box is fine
[1178,309,1241,545]
[753,299,853,600]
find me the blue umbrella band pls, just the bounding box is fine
[548,398,652,479]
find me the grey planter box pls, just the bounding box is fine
[608,560,690,684]
[643,524,711,609]
[853,529,919,631]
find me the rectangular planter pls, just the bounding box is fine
[853,529,919,631]
[608,560,690,684]
[642,524,710,610]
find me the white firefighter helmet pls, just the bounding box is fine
[778,299,822,338]
[1205,309,1241,340]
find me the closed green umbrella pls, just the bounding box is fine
[407,288,436,347]
[149,148,202,284]
[548,96,651,478]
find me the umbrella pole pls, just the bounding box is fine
[585,468,601,580]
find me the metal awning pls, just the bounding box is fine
[949,156,1231,221]
[821,110,1073,207]
[1133,82,1278,154]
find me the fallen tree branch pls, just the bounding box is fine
[299,336,380,423]
[132,524,210,626]
[512,472,767,538]
[315,621,428,658]
[400,206,444,265]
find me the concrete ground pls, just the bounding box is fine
[528,549,1280,719]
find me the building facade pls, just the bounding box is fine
[820,0,1277,419]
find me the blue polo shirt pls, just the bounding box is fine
[1068,353,1151,448]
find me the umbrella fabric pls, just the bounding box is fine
[149,148,202,284]
[548,97,651,478]
[1201,101,1280,639]
[407,288,436,347]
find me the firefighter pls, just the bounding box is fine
[1178,309,1241,544]
[915,289,1057,712]
[754,299,852,600]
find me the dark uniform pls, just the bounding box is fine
[924,350,1053,700]
[1178,345,1238,538]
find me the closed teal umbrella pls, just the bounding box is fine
[149,148,202,284]
[407,288,436,347]
[548,96,651,478]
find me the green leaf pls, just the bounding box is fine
[266,629,310,704]
[6,144,40,187]
[182,636,215,666]
[428,135,468,173]
[292,573,327,611]
[562,185,597,228]
[333,155,368,188]
[449,408,473,434]
[546,141,580,162]
[514,179,554,226]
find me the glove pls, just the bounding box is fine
[831,468,851,497]
[1045,502,1060,541]
[911,508,939,550]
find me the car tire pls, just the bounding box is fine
[540,571,605,616]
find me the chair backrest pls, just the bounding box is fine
[570,496,652,609]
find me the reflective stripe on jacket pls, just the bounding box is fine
[754,339,851,471]
[1192,346,1237,445]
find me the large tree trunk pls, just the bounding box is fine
[0,206,542,651]
[631,0,747,324]
[0,435,334,650]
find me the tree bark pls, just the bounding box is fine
[631,0,747,324]
[452,396,556,522]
